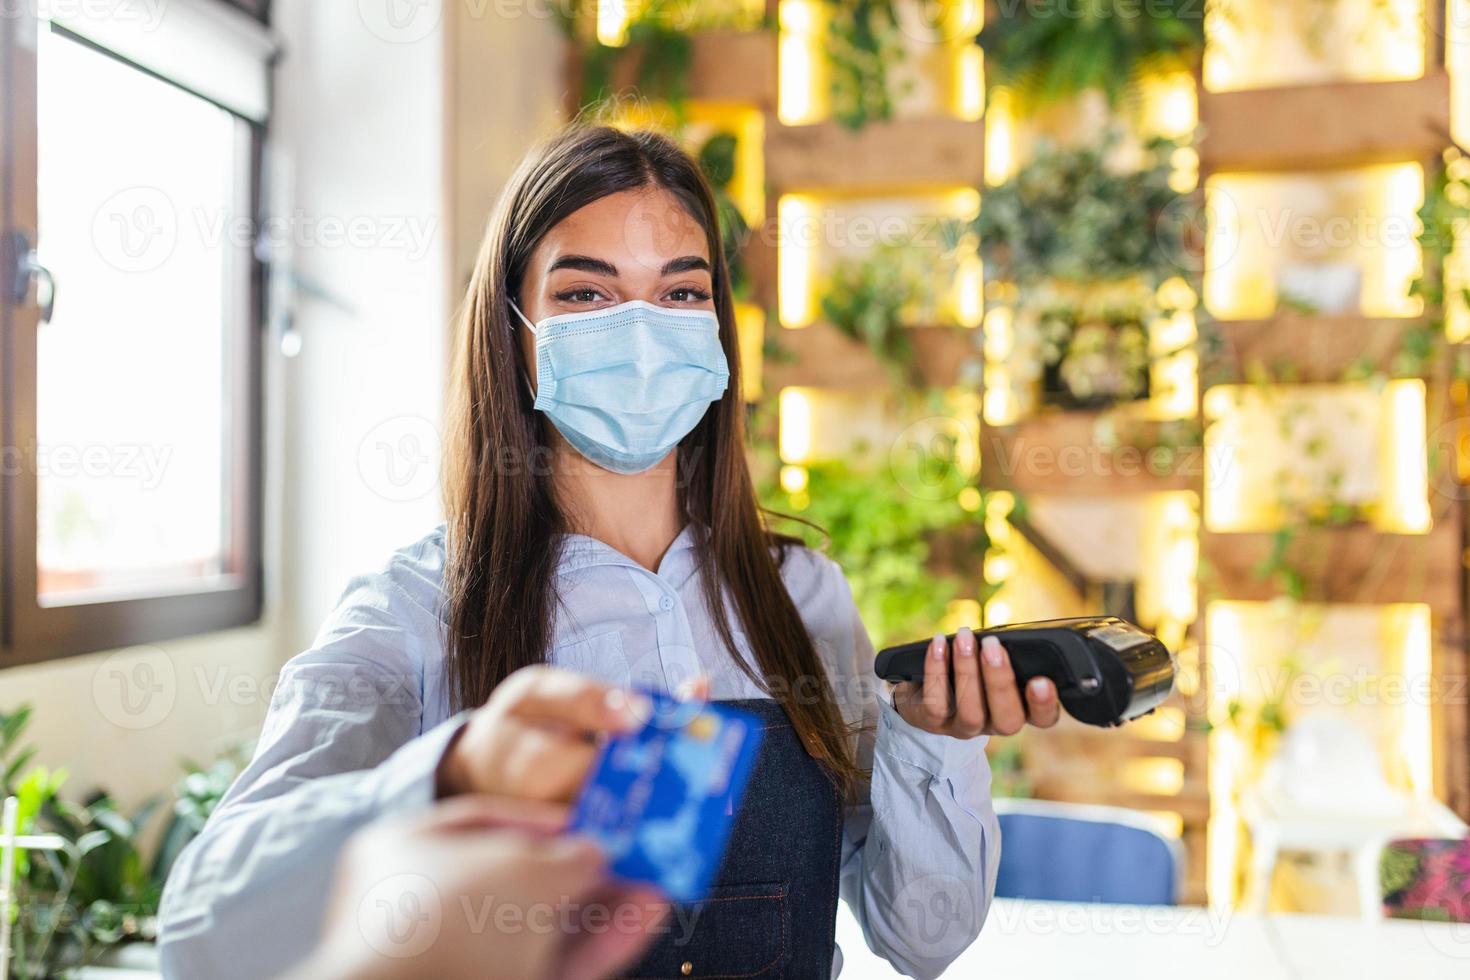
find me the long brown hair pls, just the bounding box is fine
[442,125,858,786]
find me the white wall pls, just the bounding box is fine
[446,1,568,288]
[271,0,453,654]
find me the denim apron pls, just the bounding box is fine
[621,699,844,979]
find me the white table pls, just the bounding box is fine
[835,898,1470,979]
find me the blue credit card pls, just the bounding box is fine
[568,692,764,904]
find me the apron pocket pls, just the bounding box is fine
[629,881,791,979]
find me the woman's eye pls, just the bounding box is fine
[556,288,604,303]
[667,287,712,303]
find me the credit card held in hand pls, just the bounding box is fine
[568,692,763,904]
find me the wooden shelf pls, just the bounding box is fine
[687,30,774,107]
[1199,73,1451,172]
[763,322,977,390]
[1209,315,1429,383]
[766,117,984,193]
[980,410,1202,497]
[1201,515,1463,613]
[564,29,774,114]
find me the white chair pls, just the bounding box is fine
[1241,714,1467,916]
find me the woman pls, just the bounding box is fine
[158,125,1061,980]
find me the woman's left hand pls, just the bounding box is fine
[892,627,1062,738]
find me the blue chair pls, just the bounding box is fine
[993,798,1181,905]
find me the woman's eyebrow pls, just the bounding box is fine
[549,254,619,276]
[661,255,710,275]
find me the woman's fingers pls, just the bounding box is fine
[1025,677,1062,728]
[500,726,602,802]
[978,636,1026,736]
[508,667,647,735]
[921,632,952,727]
[414,793,570,836]
[950,627,986,735]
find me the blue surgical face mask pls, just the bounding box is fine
[510,298,730,475]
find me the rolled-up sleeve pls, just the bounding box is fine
[833,578,999,979]
[158,565,464,980]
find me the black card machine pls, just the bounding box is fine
[874,616,1176,728]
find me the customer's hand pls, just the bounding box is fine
[437,665,649,802]
[302,795,667,980]
[893,627,1062,738]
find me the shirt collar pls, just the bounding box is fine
[556,523,702,580]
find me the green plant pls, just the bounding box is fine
[977,0,1205,111]
[566,1,768,117]
[977,134,1191,285]
[0,706,247,978]
[986,738,1033,799]
[579,17,693,118]
[755,426,996,647]
[978,134,1201,408]
[696,131,754,301]
[825,0,910,131]
[1409,145,1470,377]
[819,220,975,383]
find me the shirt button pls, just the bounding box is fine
[681,963,693,977]
[659,595,675,612]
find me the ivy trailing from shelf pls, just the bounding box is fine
[825,0,911,131]
[976,0,1205,112]
[1240,140,1470,602]
[816,219,979,387]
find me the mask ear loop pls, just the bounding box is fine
[507,300,539,403]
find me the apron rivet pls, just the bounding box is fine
[680,961,693,976]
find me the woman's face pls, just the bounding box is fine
[516,187,716,379]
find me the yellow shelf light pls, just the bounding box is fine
[734,302,765,401]
[779,463,808,494]
[1118,757,1186,796]
[778,386,814,464]
[1384,603,1434,799]
[778,0,827,125]
[1131,706,1188,743]
[1141,71,1198,141]
[1204,0,1423,92]
[1204,381,1431,533]
[1380,378,1431,533]
[777,194,820,328]
[1204,164,1424,321]
[597,0,632,46]
[984,86,1017,187]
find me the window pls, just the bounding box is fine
[2,1,276,665]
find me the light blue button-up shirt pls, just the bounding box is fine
[158,524,999,979]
